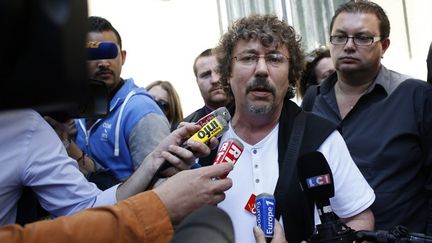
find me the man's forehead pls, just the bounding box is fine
[332,12,380,33]
[233,39,288,54]
[196,56,216,70]
[87,31,119,45]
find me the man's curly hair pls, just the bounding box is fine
[213,14,305,100]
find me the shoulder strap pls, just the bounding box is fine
[301,85,318,112]
[274,111,314,243]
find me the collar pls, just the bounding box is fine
[318,65,410,96]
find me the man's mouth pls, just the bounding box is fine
[95,70,113,79]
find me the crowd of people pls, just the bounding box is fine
[0,1,431,243]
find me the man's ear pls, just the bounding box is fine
[121,50,127,65]
[381,38,390,55]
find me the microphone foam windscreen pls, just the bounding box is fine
[297,151,335,201]
[171,206,234,243]
[87,42,118,60]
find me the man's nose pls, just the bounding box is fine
[97,59,110,68]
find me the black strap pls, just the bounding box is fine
[274,111,312,243]
[301,85,318,112]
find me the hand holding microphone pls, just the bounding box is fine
[212,138,244,179]
[145,114,230,190]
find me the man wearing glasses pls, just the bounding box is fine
[302,1,432,234]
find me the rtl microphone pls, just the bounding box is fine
[194,107,231,127]
[86,41,118,60]
[171,206,234,243]
[297,151,356,243]
[146,115,230,190]
[212,138,243,179]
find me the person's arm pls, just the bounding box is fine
[0,163,234,243]
[116,122,217,200]
[0,191,173,243]
[128,113,170,169]
[318,131,375,231]
[340,208,375,231]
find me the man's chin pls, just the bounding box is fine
[247,101,274,114]
[210,94,228,102]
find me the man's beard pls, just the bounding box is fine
[245,78,276,114]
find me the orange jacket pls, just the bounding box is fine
[0,191,173,243]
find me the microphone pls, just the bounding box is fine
[297,151,356,243]
[297,151,335,223]
[255,193,276,239]
[86,41,118,60]
[212,138,243,179]
[171,206,234,243]
[194,107,231,127]
[145,115,230,190]
[187,115,229,145]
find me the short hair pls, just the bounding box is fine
[193,48,213,77]
[330,1,390,38]
[145,80,184,125]
[88,16,123,49]
[298,47,331,98]
[213,14,304,99]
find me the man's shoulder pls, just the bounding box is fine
[183,107,207,123]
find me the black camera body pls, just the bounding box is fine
[0,0,108,119]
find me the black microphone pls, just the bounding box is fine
[86,41,118,60]
[171,206,234,243]
[297,151,356,243]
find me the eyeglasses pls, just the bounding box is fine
[330,35,382,46]
[233,53,290,68]
[155,99,169,112]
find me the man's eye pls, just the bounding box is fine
[356,36,371,41]
[267,54,283,63]
[333,36,347,41]
[240,54,257,62]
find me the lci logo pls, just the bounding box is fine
[306,174,331,188]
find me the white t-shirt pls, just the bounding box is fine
[218,122,375,243]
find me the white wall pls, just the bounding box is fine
[88,0,222,115]
[375,0,432,80]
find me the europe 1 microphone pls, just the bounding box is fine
[145,115,230,190]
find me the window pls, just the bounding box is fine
[218,0,349,52]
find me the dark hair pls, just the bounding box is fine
[298,47,331,98]
[214,14,304,100]
[330,1,390,38]
[193,48,213,77]
[88,16,123,49]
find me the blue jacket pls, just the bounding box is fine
[75,78,165,180]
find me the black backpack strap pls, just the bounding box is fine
[274,111,314,243]
[301,85,318,112]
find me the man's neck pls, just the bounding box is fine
[108,78,125,101]
[336,64,381,90]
